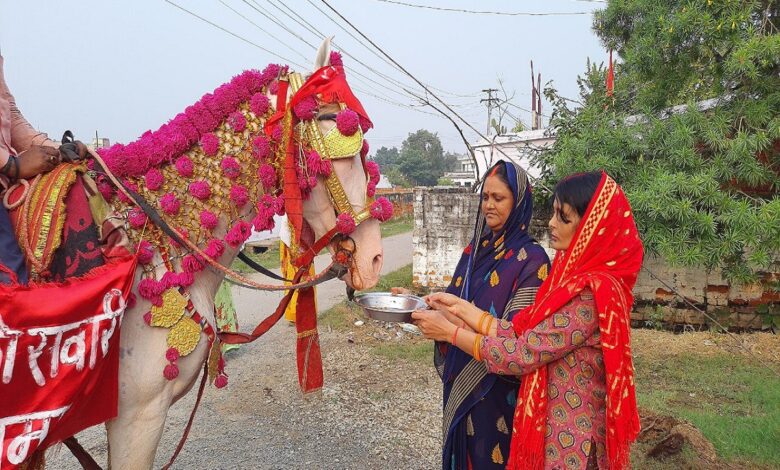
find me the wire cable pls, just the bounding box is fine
[164,0,308,69]
[372,0,592,16]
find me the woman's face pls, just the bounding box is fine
[549,198,582,251]
[482,175,514,234]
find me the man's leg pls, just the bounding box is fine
[0,204,28,285]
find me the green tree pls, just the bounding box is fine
[538,0,780,283]
[373,146,400,170]
[398,129,447,186]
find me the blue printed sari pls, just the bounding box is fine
[436,161,550,469]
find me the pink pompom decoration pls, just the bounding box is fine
[117,181,138,204]
[336,213,356,234]
[200,210,219,230]
[250,93,271,116]
[361,139,370,158]
[97,178,115,201]
[138,240,154,265]
[252,212,275,232]
[336,109,360,136]
[258,163,276,188]
[138,278,165,300]
[128,207,148,229]
[367,183,377,198]
[271,125,283,142]
[221,156,241,179]
[359,116,372,133]
[163,363,179,380]
[200,133,220,156]
[205,238,225,259]
[189,181,211,200]
[143,311,152,325]
[127,293,137,310]
[370,197,394,222]
[230,185,250,207]
[214,374,228,389]
[145,168,165,191]
[160,192,181,215]
[228,111,247,132]
[175,156,194,177]
[273,195,285,215]
[268,80,279,95]
[253,135,271,160]
[365,160,381,185]
[293,96,318,121]
[165,347,180,362]
[225,221,252,248]
[329,50,344,67]
[182,254,205,273]
[177,271,195,287]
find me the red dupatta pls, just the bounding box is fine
[508,172,644,469]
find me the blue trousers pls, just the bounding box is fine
[0,203,28,285]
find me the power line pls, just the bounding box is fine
[318,0,552,192]
[372,0,592,16]
[163,0,307,69]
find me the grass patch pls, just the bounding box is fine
[380,215,413,238]
[634,351,780,467]
[230,245,281,273]
[373,341,432,365]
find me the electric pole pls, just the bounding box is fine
[481,88,499,136]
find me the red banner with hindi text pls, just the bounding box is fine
[0,256,136,469]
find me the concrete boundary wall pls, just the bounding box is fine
[412,187,779,329]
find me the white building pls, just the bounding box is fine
[471,128,556,181]
[443,153,477,187]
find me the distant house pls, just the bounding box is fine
[471,129,556,181]
[443,153,477,187]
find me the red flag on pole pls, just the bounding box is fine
[606,49,615,97]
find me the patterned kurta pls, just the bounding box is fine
[479,288,607,469]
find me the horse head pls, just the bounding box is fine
[95,38,389,302]
[298,38,384,290]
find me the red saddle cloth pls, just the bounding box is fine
[0,255,136,469]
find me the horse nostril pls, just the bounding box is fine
[372,253,383,274]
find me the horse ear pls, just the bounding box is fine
[313,36,334,70]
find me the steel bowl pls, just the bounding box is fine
[353,292,427,323]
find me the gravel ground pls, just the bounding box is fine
[49,232,446,469]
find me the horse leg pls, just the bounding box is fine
[106,299,210,470]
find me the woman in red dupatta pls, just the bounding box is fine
[415,171,643,469]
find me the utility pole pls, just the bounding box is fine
[480,88,499,136]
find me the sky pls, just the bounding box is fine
[0,0,607,154]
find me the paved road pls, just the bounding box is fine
[51,231,426,470]
[231,231,413,324]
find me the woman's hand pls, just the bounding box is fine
[425,292,482,320]
[390,287,411,295]
[411,309,457,342]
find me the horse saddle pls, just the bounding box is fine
[4,163,127,282]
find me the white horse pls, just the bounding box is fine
[99,39,383,469]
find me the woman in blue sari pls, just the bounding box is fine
[432,161,549,469]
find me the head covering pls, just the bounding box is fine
[439,160,543,467]
[508,172,644,470]
[455,160,534,302]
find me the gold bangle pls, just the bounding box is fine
[473,334,483,362]
[477,312,489,335]
[486,317,495,335]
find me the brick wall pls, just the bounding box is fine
[413,187,779,328]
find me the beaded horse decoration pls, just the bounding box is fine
[94,50,391,385]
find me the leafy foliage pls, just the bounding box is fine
[537,0,780,283]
